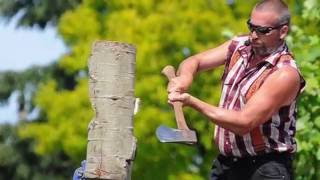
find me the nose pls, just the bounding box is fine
[250,30,259,40]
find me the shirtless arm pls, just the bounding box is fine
[168,40,232,93]
[169,67,301,135]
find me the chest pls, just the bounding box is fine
[221,56,274,108]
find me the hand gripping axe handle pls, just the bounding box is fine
[155,65,197,145]
[162,66,190,130]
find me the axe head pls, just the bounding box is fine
[156,125,197,145]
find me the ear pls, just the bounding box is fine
[279,25,289,40]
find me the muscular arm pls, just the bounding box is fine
[168,40,232,93]
[172,66,301,135]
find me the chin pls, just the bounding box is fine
[253,48,269,56]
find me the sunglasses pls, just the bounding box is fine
[247,19,285,34]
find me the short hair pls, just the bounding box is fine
[254,0,291,26]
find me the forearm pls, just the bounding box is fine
[176,57,200,88]
[172,41,229,92]
[187,96,252,135]
[173,66,300,136]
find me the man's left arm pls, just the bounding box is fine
[169,67,301,135]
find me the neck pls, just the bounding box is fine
[251,54,264,67]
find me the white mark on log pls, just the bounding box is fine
[134,98,140,115]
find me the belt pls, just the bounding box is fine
[217,152,294,166]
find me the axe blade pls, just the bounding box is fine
[156,125,197,145]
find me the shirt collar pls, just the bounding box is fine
[263,43,288,66]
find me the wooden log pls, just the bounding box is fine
[85,41,137,180]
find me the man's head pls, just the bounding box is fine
[248,0,290,56]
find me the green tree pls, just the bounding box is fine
[0,0,84,121]
[0,64,79,180]
[0,63,79,122]
[19,0,257,179]
[1,0,319,179]
[0,123,74,180]
[0,1,85,179]
[0,0,82,28]
[286,0,320,179]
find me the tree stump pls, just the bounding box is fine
[85,41,137,180]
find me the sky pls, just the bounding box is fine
[0,18,67,124]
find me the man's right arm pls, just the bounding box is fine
[168,40,232,93]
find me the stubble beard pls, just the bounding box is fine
[252,45,278,57]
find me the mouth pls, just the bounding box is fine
[251,41,262,47]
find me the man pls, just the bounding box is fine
[167,0,305,179]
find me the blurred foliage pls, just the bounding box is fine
[286,0,320,179]
[0,66,49,103]
[0,0,82,28]
[19,0,257,179]
[0,124,74,180]
[0,63,77,120]
[0,0,319,179]
[19,79,93,161]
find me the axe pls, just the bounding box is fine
[156,65,197,145]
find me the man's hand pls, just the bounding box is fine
[168,92,191,106]
[172,66,302,136]
[167,76,192,93]
[165,39,230,102]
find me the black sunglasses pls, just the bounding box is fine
[247,19,285,34]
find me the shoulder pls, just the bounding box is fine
[267,66,300,85]
[263,66,301,101]
[259,66,301,105]
[230,35,249,46]
[227,35,250,54]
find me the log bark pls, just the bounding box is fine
[85,41,137,179]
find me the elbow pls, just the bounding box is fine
[236,116,254,136]
[183,56,201,72]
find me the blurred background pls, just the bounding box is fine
[0,0,319,179]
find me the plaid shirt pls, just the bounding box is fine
[214,36,305,157]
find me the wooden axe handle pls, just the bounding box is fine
[162,65,190,130]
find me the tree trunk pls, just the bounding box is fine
[85,41,137,179]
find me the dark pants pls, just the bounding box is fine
[210,152,294,180]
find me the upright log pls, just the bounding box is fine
[85,41,137,179]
